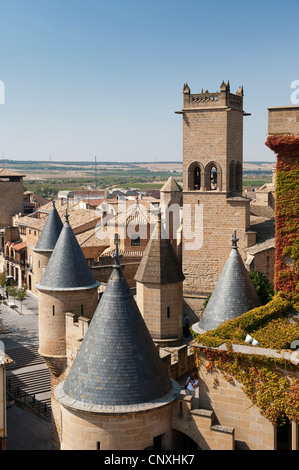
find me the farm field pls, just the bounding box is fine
[1,160,275,197]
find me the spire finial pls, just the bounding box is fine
[231,230,239,249]
[51,196,55,206]
[112,233,123,266]
[65,207,69,223]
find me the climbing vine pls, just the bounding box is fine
[192,293,296,349]
[265,134,299,293]
[195,347,299,426]
[192,293,299,425]
[190,134,299,427]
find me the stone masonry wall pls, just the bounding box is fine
[0,180,24,227]
[136,281,183,341]
[197,358,275,450]
[59,404,174,450]
[182,192,250,295]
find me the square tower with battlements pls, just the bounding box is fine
[0,169,25,227]
[179,81,252,297]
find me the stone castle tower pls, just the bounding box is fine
[0,169,25,227]
[33,200,63,293]
[36,212,100,449]
[179,81,251,296]
[54,249,180,450]
[135,212,185,346]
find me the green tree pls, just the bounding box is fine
[0,272,6,298]
[249,270,274,305]
[17,285,28,314]
[7,283,18,305]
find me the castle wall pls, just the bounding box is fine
[268,106,299,135]
[33,251,51,294]
[59,404,174,450]
[92,261,140,289]
[136,281,183,341]
[266,106,299,293]
[38,287,99,449]
[182,192,250,295]
[250,247,275,284]
[197,357,275,450]
[172,395,234,450]
[0,179,24,227]
[38,288,98,363]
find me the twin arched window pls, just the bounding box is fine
[188,161,222,191]
[188,160,242,192]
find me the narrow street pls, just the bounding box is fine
[0,291,51,450]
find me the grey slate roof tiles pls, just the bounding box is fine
[198,232,261,332]
[33,201,63,253]
[36,215,99,291]
[57,262,176,410]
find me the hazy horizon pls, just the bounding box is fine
[0,1,296,164]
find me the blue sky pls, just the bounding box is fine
[0,0,298,162]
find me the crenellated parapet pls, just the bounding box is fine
[158,344,196,380]
[182,81,243,111]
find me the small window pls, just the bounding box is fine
[52,305,55,316]
[167,307,170,318]
[81,304,84,316]
[97,442,101,450]
[131,235,140,247]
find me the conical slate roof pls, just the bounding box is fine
[134,213,185,285]
[198,231,261,332]
[36,214,99,291]
[34,201,63,253]
[55,256,178,412]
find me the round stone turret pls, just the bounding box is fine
[33,200,63,291]
[194,231,261,333]
[55,249,179,450]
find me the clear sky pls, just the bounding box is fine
[0,0,298,163]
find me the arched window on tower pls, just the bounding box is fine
[229,161,236,193]
[204,162,222,191]
[210,166,217,190]
[236,162,242,193]
[188,162,203,191]
[194,166,201,190]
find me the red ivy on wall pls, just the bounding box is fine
[265,135,299,293]
[266,134,299,156]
